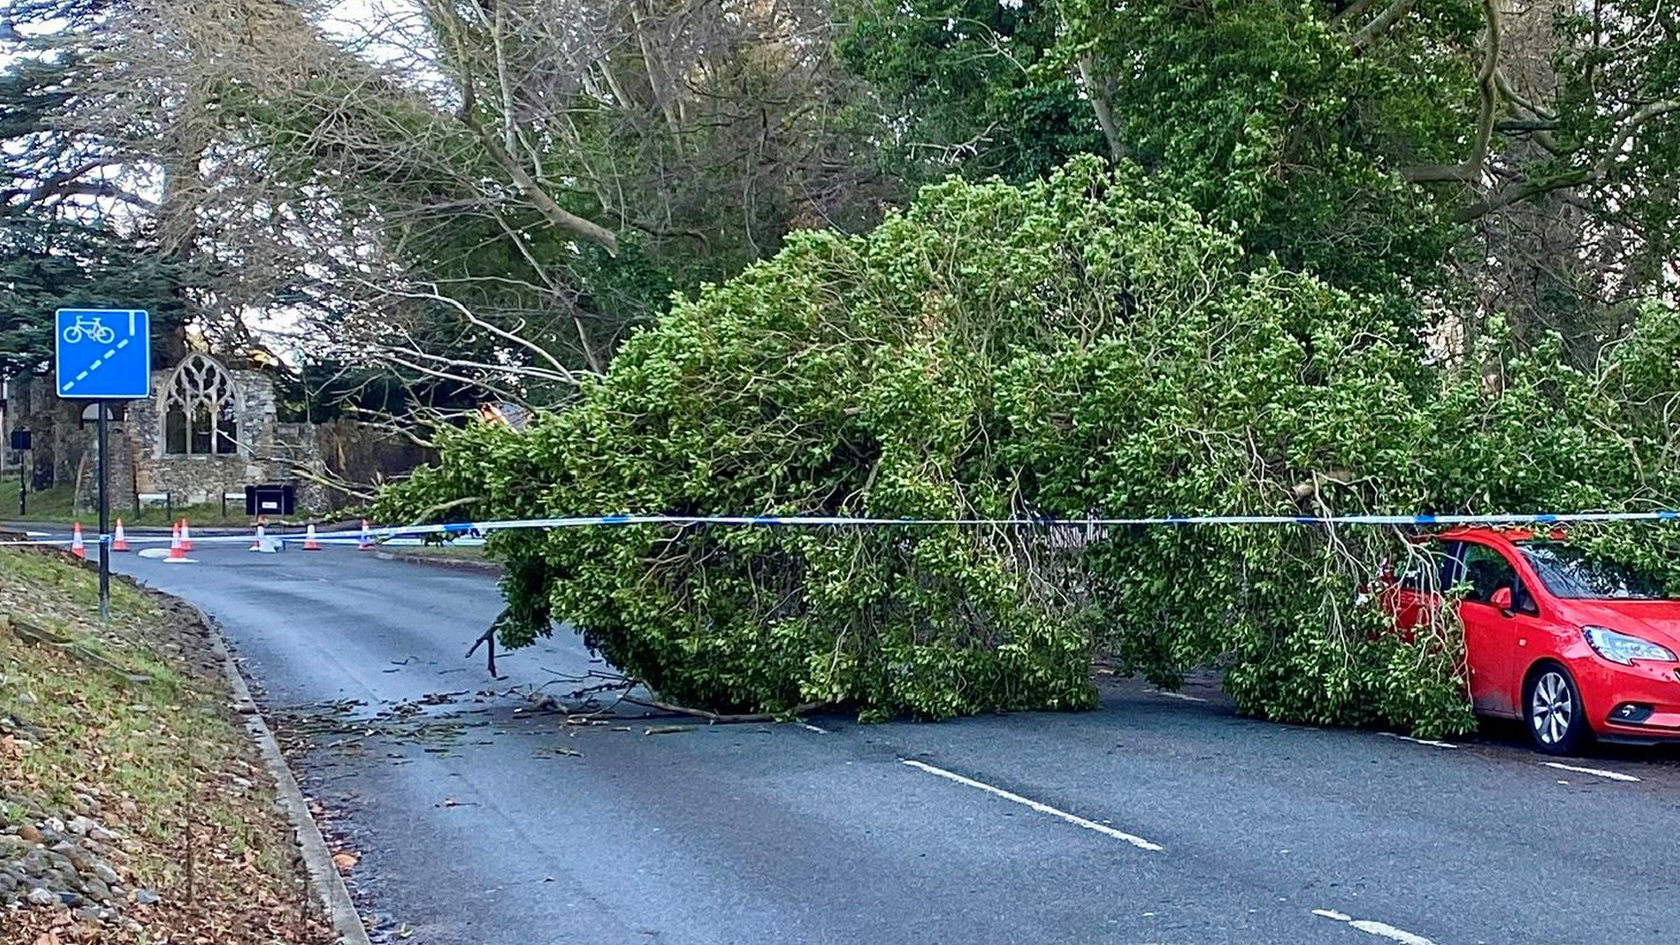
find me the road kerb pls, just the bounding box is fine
[375,549,504,575]
[189,601,374,945]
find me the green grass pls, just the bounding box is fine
[0,543,154,620]
[391,542,487,560]
[0,477,269,527]
[0,478,76,521]
[0,547,295,891]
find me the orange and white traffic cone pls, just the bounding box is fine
[111,519,129,552]
[70,522,86,559]
[302,522,322,551]
[165,525,190,563]
[250,519,266,552]
[358,519,375,551]
[179,518,193,551]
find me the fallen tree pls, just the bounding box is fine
[380,158,1680,735]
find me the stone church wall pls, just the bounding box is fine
[0,354,411,516]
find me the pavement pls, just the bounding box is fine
[87,539,1680,945]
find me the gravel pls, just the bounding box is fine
[1,803,133,922]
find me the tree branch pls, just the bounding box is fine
[1397,0,1501,183]
[442,10,621,257]
[1077,56,1128,163]
[1350,0,1419,48]
[1455,99,1680,221]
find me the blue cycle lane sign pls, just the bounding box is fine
[56,309,151,399]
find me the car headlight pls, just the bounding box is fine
[1583,626,1679,665]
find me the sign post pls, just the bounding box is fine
[55,309,150,620]
[97,401,110,615]
[9,429,30,516]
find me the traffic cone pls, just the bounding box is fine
[358,519,375,551]
[164,525,190,563]
[250,520,266,552]
[111,519,129,552]
[302,522,322,551]
[179,518,193,551]
[70,522,86,559]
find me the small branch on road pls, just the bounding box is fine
[465,627,502,678]
[620,695,833,725]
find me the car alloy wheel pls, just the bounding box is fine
[1527,666,1586,754]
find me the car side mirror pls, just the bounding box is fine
[1489,586,1514,615]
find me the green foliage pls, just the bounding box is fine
[378,160,1680,735]
[1549,0,1680,298]
[842,0,1680,350]
[843,0,1474,304]
[839,0,1105,183]
[1058,0,1480,301]
[384,158,1224,718]
[993,264,1476,735]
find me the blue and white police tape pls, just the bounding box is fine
[4,508,1680,548]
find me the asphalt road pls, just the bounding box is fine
[101,540,1680,945]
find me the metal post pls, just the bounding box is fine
[17,451,25,516]
[98,400,110,620]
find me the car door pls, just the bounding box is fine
[1456,540,1542,718]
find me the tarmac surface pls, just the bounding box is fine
[106,540,1680,945]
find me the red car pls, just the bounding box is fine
[1385,527,1680,754]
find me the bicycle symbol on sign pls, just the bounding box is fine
[62,315,116,345]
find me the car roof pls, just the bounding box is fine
[1436,525,1566,544]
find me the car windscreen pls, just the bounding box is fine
[1518,541,1670,600]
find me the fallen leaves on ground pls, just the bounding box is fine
[1,546,335,945]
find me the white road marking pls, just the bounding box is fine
[1313,908,1439,945]
[900,758,1163,852]
[798,722,829,734]
[60,336,132,393]
[1151,689,1209,703]
[1542,761,1640,782]
[1379,732,1458,749]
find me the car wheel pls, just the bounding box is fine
[1525,664,1590,755]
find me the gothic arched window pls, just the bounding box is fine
[161,354,240,456]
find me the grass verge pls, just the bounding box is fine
[0,544,332,944]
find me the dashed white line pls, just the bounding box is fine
[1542,761,1640,782]
[1379,732,1458,749]
[1313,908,1440,945]
[60,336,132,393]
[900,758,1163,852]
